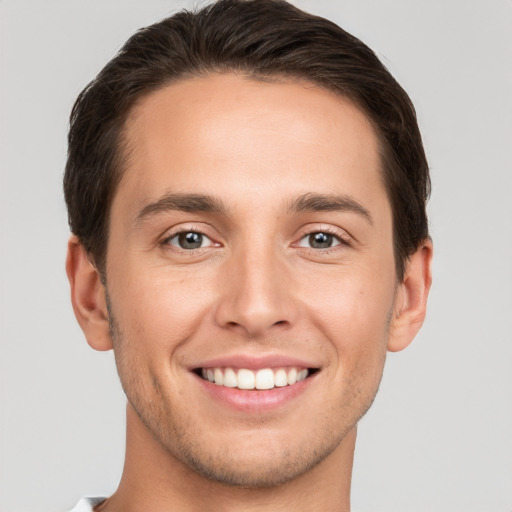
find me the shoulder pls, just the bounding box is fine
[68,497,107,512]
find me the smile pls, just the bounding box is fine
[199,367,312,390]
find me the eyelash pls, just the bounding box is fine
[161,225,350,255]
[162,230,218,252]
[294,226,351,252]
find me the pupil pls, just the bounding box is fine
[179,232,202,249]
[309,232,332,249]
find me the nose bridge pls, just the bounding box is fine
[215,234,296,336]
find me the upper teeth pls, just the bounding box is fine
[201,367,309,390]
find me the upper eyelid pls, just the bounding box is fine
[164,230,218,244]
[295,233,348,251]
[165,232,217,251]
[166,231,212,241]
[295,224,352,243]
[157,222,352,246]
[156,226,219,254]
[298,231,342,242]
[160,223,220,241]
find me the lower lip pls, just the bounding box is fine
[194,373,316,413]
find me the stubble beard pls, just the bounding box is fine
[105,292,384,489]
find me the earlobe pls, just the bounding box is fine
[388,239,433,353]
[66,235,113,351]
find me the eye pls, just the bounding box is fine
[297,231,341,249]
[166,231,213,250]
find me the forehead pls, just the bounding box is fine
[116,73,387,217]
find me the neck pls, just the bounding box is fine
[98,404,355,512]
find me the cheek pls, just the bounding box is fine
[302,269,395,340]
[108,263,217,352]
[299,263,395,381]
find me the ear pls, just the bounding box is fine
[66,235,113,351]
[388,239,433,352]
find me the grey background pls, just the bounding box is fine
[1,1,511,511]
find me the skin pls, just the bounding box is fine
[67,73,432,512]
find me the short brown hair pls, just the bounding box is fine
[64,0,430,280]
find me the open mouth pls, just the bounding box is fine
[194,366,318,390]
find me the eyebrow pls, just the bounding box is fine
[136,193,226,223]
[135,191,373,225]
[288,193,373,224]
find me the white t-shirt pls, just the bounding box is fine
[68,495,360,510]
[68,497,106,511]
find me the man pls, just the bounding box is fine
[64,0,432,510]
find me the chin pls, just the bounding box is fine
[165,431,342,488]
[182,456,317,488]
[133,398,354,489]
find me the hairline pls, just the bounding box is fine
[95,70,407,282]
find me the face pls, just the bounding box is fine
[105,73,399,486]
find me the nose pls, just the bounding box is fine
[214,245,298,337]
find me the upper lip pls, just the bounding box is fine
[190,353,321,371]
